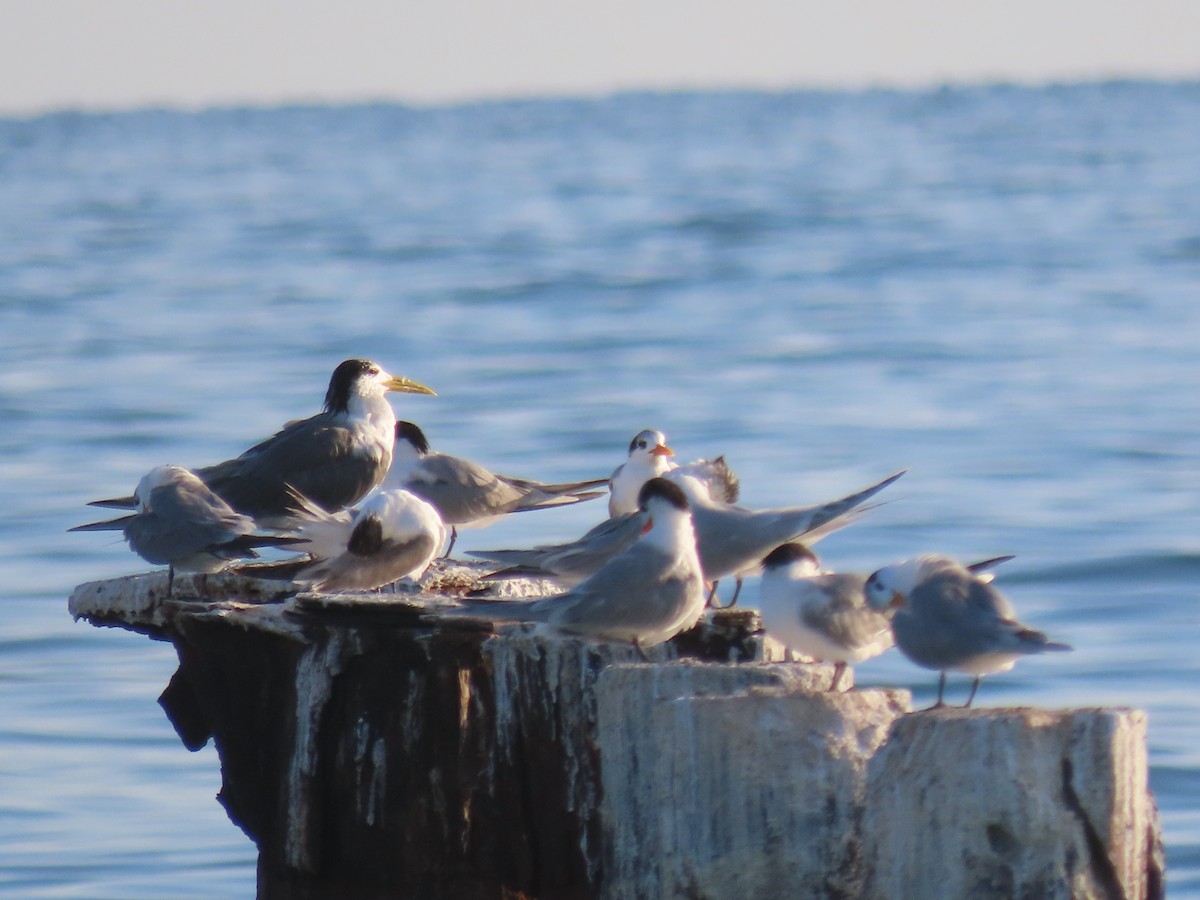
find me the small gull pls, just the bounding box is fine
[864,553,1071,708]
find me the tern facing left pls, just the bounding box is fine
[69,465,301,596]
[240,487,446,593]
[865,554,1072,708]
[449,478,705,651]
[759,543,894,691]
[386,421,609,555]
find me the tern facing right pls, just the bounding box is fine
[87,359,436,519]
[607,429,740,517]
[864,554,1072,708]
[759,543,894,691]
[449,478,705,651]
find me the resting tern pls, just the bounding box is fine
[864,554,1071,708]
[449,478,705,651]
[87,359,435,519]
[471,470,905,598]
[385,421,609,555]
[69,465,301,596]
[240,487,446,593]
[607,429,740,517]
[758,543,894,691]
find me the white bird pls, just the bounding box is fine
[385,421,609,555]
[471,471,905,602]
[607,429,740,517]
[69,465,301,596]
[241,487,446,593]
[758,543,894,691]
[87,359,435,519]
[449,478,705,652]
[864,554,1071,708]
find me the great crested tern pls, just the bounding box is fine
[607,428,740,517]
[87,359,435,519]
[69,465,301,596]
[864,553,1071,708]
[385,421,609,555]
[450,478,705,651]
[240,486,446,593]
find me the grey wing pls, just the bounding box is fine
[540,543,688,635]
[904,571,1019,658]
[405,455,523,522]
[799,574,892,653]
[468,512,644,583]
[122,510,218,565]
[310,533,440,590]
[199,417,386,516]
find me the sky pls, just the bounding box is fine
[3,0,1199,114]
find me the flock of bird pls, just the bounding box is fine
[71,357,1072,708]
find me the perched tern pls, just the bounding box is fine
[607,429,740,517]
[240,487,446,593]
[758,543,894,691]
[69,465,301,596]
[864,554,1071,708]
[449,478,705,651]
[385,421,609,555]
[472,470,905,599]
[87,359,435,519]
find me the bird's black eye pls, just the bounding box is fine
[637,440,647,449]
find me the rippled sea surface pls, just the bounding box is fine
[2,82,1199,897]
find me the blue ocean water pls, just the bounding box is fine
[1,81,1199,896]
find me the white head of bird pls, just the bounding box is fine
[864,556,931,611]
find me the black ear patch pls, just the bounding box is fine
[637,477,689,512]
[395,421,430,454]
[348,515,385,557]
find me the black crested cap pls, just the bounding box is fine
[762,542,819,570]
[325,359,381,413]
[637,477,689,512]
[394,421,430,453]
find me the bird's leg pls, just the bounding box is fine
[927,671,948,710]
[828,661,846,692]
[632,638,650,663]
[705,580,721,607]
[166,566,176,599]
[196,573,209,600]
[441,527,459,559]
[726,577,743,608]
[963,676,982,709]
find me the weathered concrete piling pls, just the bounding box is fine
[69,562,1163,899]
